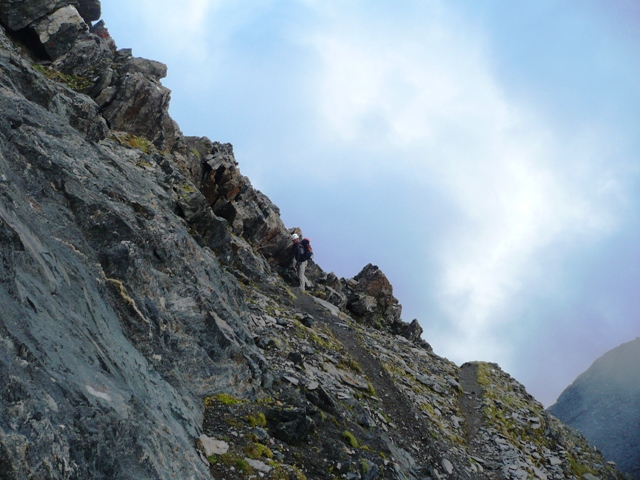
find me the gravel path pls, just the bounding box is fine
[293,291,442,474]
[459,363,506,480]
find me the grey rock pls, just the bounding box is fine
[301,345,315,355]
[385,438,428,480]
[313,295,342,317]
[119,57,167,81]
[251,426,270,442]
[300,314,314,328]
[197,435,229,456]
[400,318,424,343]
[73,0,100,23]
[199,142,293,265]
[532,465,548,479]
[362,462,381,480]
[32,5,87,60]
[244,457,272,473]
[283,375,300,386]
[0,0,68,31]
[582,474,601,480]
[256,335,284,350]
[442,457,453,474]
[349,293,378,315]
[447,377,461,389]
[0,23,264,478]
[101,67,178,149]
[356,409,377,429]
[266,407,315,445]
[306,385,339,414]
[417,374,444,393]
[323,285,348,309]
[287,351,304,365]
[52,24,116,97]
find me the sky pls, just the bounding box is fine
[99,0,640,406]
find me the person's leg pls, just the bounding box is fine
[298,261,307,290]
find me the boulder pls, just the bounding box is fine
[266,407,315,445]
[32,5,87,60]
[349,293,378,316]
[0,0,68,31]
[226,235,273,282]
[0,0,99,31]
[398,318,424,343]
[73,0,100,23]
[305,385,339,414]
[101,55,178,149]
[119,57,167,82]
[314,272,348,309]
[51,22,116,97]
[323,286,348,309]
[344,264,402,328]
[197,435,229,456]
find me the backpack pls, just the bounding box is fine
[301,238,313,261]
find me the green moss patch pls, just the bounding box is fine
[204,393,245,407]
[33,64,92,91]
[342,430,358,448]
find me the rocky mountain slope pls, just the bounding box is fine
[0,2,628,479]
[549,338,640,480]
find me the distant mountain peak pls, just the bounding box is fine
[549,337,640,479]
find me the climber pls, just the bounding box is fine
[291,233,312,290]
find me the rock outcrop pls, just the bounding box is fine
[0,2,629,479]
[345,264,398,320]
[549,337,640,479]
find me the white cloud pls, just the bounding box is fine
[299,4,623,365]
[433,130,623,364]
[302,5,508,168]
[125,0,217,60]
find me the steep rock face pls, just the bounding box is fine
[549,337,640,479]
[0,21,264,478]
[197,141,292,265]
[0,3,630,480]
[0,0,176,150]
